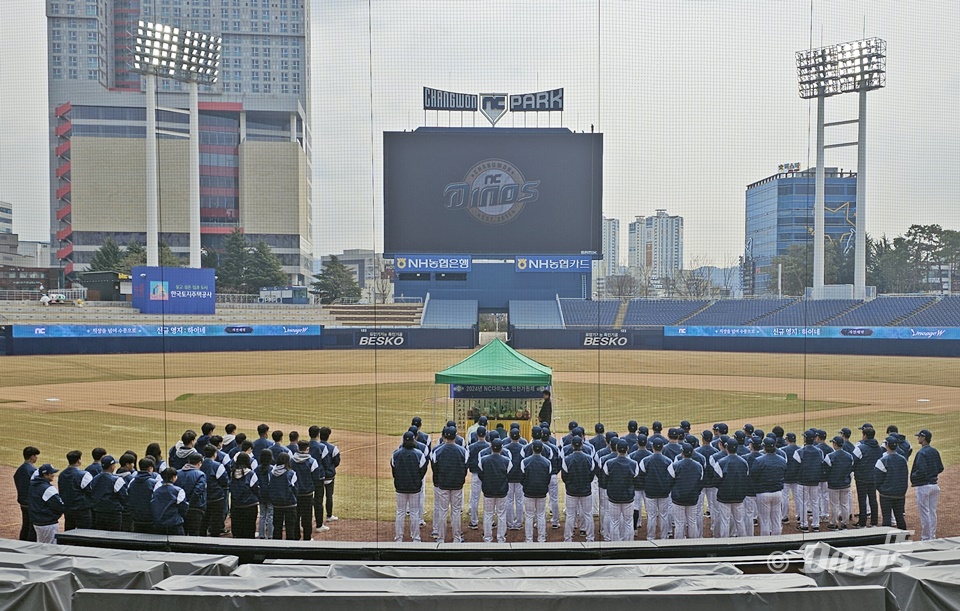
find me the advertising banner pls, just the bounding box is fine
[665,326,960,340]
[450,384,549,399]
[516,255,592,272]
[394,255,472,272]
[356,329,407,347]
[580,331,630,347]
[13,325,322,339]
[131,266,216,315]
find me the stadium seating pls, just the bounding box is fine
[508,300,564,329]
[559,300,619,327]
[754,300,859,326]
[421,299,478,328]
[898,296,960,326]
[623,300,710,326]
[827,296,934,327]
[682,299,795,326]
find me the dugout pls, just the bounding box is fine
[435,338,552,440]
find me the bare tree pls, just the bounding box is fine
[372,255,393,304]
[628,264,654,298]
[607,274,642,300]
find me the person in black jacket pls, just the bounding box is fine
[392,431,428,542]
[852,426,883,528]
[256,449,274,539]
[875,435,908,530]
[912,429,944,541]
[28,464,64,544]
[268,452,299,540]
[126,458,160,533]
[537,390,552,428]
[200,445,229,537]
[478,437,512,543]
[229,452,260,539]
[317,426,341,526]
[14,446,41,541]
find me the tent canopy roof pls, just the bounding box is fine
[434,338,553,386]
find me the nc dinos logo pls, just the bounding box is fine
[443,159,540,225]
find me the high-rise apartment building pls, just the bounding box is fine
[744,167,856,294]
[593,216,619,296]
[628,210,683,280]
[47,0,312,282]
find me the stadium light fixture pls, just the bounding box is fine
[795,37,885,300]
[132,20,221,269]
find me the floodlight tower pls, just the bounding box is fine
[133,21,222,268]
[796,38,885,299]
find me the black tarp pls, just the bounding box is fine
[0,568,78,611]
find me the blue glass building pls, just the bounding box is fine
[744,167,857,294]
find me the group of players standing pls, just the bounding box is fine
[13,422,342,544]
[391,416,944,544]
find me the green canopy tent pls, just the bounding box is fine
[435,338,553,439]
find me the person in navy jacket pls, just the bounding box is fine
[126,458,160,533]
[794,431,824,532]
[697,431,721,537]
[307,425,330,533]
[85,448,106,477]
[751,437,787,536]
[289,440,323,540]
[151,467,189,535]
[911,429,944,540]
[603,440,639,542]
[169,431,198,470]
[713,440,750,537]
[478,437,512,543]
[520,440,552,543]
[431,426,468,543]
[14,446,40,541]
[628,434,652,531]
[200,445,229,537]
[229,452,260,539]
[823,436,854,531]
[780,433,800,525]
[392,431,428,542]
[853,425,883,527]
[59,450,94,531]
[502,428,526,531]
[28,464,64,544]
[639,439,673,540]
[268,452,299,540]
[465,426,490,530]
[561,436,595,542]
[317,426,341,527]
[90,455,127,531]
[668,444,703,540]
[875,435,908,530]
[177,453,207,536]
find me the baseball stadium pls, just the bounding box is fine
[1,1,958,610]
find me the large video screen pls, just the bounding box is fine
[383,129,603,257]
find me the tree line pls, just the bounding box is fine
[769,224,960,296]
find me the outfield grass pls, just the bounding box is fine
[114,381,858,438]
[4,350,960,387]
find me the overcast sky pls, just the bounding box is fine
[1,1,957,267]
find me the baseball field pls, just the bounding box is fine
[2,348,958,539]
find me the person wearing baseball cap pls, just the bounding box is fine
[430,426,468,543]
[875,435,908,530]
[781,432,800,525]
[887,425,912,460]
[28,464,63,544]
[623,420,640,453]
[89,455,126,531]
[595,433,620,540]
[392,431,428,542]
[852,426,882,528]
[697,430,722,538]
[602,439,638,542]
[479,437,512,543]
[794,431,824,532]
[502,427,526,531]
[823,436,854,531]
[629,434,652,531]
[911,429,943,540]
[638,437,673,540]
[561,436,595,542]
[465,426,490,531]
[751,437,787,536]
[520,440,551,542]
[713,439,750,538]
[668,443,703,540]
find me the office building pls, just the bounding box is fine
[0,201,12,234]
[46,0,312,283]
[744,166,856,294]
